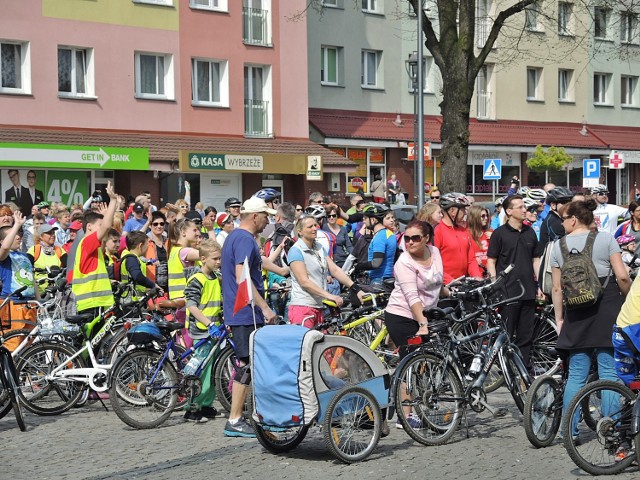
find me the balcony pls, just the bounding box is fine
[243,7,270,46]
[477,91,492,119]
[244,99,270,137]
[476,16,491,48]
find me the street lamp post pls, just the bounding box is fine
[405,3,425,208]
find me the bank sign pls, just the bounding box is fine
[0,143,149,170]
[189,153,263,171]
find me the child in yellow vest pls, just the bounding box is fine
[183,238,223,423]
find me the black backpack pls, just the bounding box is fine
[559,231,609,310]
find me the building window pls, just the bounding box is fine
[620,11,638,43]
[362,0,381,14]
[243,0,271,46]
[558,69,573,102]
[58,47,94,98]
[192,58,228,107]
[476,64,493,119]
[526,67,543,100]
[558,2,572,36]
[0,41,29,94]
[361,49,381,88]
[190,0,227,11]
[133,0,173,5]
[593,72,611,104]
[244,65,272,137]
[135,52,174,100]
[621,75,638,106]
[321,46,342,85]
[525,2,541,31]
[594,7,609,39]
[322,0,341,7]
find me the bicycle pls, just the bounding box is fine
[109,320,237,429]
[0,285,28,431]
[15,287,162,416]
[391,265,533,445]
[561,379,637,475]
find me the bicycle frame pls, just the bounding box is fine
[339,309,387,352]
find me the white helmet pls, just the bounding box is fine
[523,197,539,211]
[527,188,547,202]
[303,205,326,219]
[591,184,609,195]
[517,186,530,196]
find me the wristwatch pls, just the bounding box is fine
[418,321,427,328]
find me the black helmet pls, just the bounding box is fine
[546,187,574,204]
[440,192,471,210]
[362,203,389,220]
[224,197,242,208]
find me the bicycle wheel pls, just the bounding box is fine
[504,351,530,414]
[16,341,85,416]
[523,375,562,448]
[324,386,381,463]
[109,349,179,429]
[0,349,26,431]
[0,329,33,420]
[530,313,560,377]
[451,320,504,393]
[562,379,635,475]
[213,346,236,413]
[394,352,463,446]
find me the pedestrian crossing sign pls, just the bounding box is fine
[483,159,502,180]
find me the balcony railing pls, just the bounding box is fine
[476,16,491,47]
[244,99,270,137]
[243,7,270,46]
[477,91,491,119]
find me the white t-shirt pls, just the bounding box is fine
[594,203,628,235]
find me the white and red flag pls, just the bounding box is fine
[233,257,254,315]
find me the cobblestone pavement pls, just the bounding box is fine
[2,388,639,480]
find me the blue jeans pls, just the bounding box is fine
[563,348,618,437]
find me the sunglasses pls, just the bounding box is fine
[180,205,188,209]
[152,222,165,227]
[296,208,303,212]
[431,196,440,200]
[480,214,488,218]
[597,192,609,196]
[328,214,338,218]
[405,234,424,244]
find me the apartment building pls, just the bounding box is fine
[0,0,348,208]
[308,0,640,204]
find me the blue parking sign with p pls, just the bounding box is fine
[583,159,600,178]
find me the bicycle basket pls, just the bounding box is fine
[127,323,164,345]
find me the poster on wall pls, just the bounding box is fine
[1,169,89,216]
[346,148,368,194]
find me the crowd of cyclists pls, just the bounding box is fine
[5,176,640,462]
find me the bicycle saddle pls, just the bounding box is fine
[424,306,455,320]
[154,321,184,334]
[65,313,95,325]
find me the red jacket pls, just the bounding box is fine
[434,222,483,284]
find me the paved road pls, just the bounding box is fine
[1,389,639,480]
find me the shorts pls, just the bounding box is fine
[230,324,262,363]
[384,310,419,360]
[288,305,323,329]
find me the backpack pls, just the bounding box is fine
[559,231,609,310]
[112,253,135,282]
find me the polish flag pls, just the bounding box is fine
[233,257,254,315]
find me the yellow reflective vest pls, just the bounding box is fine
[185,271,222,333]
[72,233,114,312]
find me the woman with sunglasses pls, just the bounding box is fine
[467,205,492,271]
[322,204,352,268]
[385,220,446,357]
[145,210,169,292]
[288,214,363,328]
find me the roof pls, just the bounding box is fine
[0,125,354,167]
[309,108,640,151]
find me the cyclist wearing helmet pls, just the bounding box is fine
[253,188,281,224]
[303,205,336,258]
[539,186,574,250]
[353,203,396,284]
[523,197,542,239]
[591,184,628,235]
[224,197,242,227]
[434,192,483,283]
[491,196,506,230]
[615,200,640,242]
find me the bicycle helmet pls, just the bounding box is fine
[126,323,164,345]
[253,188,281,202]
[517,186,531,197]
[591,184,609,195]
[494,196,507,208]
[617,234,636,247]
[304,204,326,219]
[224,197,242,208]
[440,192,472,210]
[546,187,574,204]
[527,188,547,202]
[523,197,539,212]
[361,203,390,220]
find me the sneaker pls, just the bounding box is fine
[395,414,422,430]
[184,410,209,423]
[615,442,633,462]
[201,406,218,419]
[224,418,256,438]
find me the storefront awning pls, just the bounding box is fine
[0,126,354,173]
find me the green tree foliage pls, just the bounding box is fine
[526,145,573,172]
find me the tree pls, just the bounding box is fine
[526,145,574,172]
